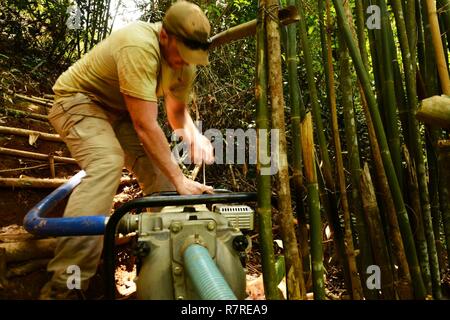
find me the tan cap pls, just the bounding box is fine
[163,1,211,66]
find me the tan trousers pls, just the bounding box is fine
[46,93,174,290]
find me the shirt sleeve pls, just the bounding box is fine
[115,46,159,102]
[168,65,196,103]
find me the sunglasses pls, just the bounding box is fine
[167,31,211,51]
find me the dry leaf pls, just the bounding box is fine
[28,132,39,146]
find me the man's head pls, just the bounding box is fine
[159,1,211,69]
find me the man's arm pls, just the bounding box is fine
[165,93,214,164]
[123,94,213,195]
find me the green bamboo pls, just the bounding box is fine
[338,39,377,301]
[255,1,280,300]
[335,0,375,299]
[360,93,414,299]
[295,0,336,202]
[360,163,396,299]
[394,0,442,299]
[386,10,409,146]
[364,0,384,113]
[327,1,363,300]
[301,113,325,300]
[354,0,370,69]
[285,0,310,285]
[438,150,450,266]
[378,0,403,185]
[356,0,412,299]
[406,0,417,69]
[332,0,427,299]
[417,1,444,299]
[416,0,426,83]
[403,145,432,297]
[317,0,353,295]
[425,131,445,273]
[266,0,306,300]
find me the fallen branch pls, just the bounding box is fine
[0,163,63,173]
[0,125,61,142]
[6,259,50,278]
[210,5,300,49]
[43,94,55,100]
[31,96,53,104]
[14,93,52,107]
[0,177,71,188]
[0,175,137,188]
[0,147,76,164]
[1,108,48,121]
[0,239,56,263]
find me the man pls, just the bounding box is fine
[40,1,214,299]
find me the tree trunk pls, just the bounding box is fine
[266,0,305,299]
[255,0,281,300]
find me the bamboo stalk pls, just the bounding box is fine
[315,1,357,296]
[360,91,414,299]
[1,108,48,121]
[285,0,310,286]
[415,2,444,299]
[355,0,413,299]
[328,0,364,300]
[425,0,450,95]
[296,0,335,199]
[6,259,50,278]
[354,0,370,69]
[0,147,77,164]
[0,126,61,142]
[14,93,52,107]
[333,0,427,299]
[31,96,53,103]
[438,150,450,266]
[255,0,281,300]
[378,0,403,183]
[360,163,396,299]
[0,177,69,188]
[0,175,136,188]
[0,239,56,263]
[339,0,377,300]
[300,113,325,300]
[266,0,305,299]
[425,130,445,273]
[403,146,433,298]
[49,155,56,178]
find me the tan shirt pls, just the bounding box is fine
[53,21,195,111]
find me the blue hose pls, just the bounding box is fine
[183,244,237,300]
[23,170,107,237]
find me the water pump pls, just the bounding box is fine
[109,192,255,300]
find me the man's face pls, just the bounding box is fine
[161,31,189,70]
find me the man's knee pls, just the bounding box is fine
[98,153,125,175]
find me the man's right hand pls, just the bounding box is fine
[174,175,214,195]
